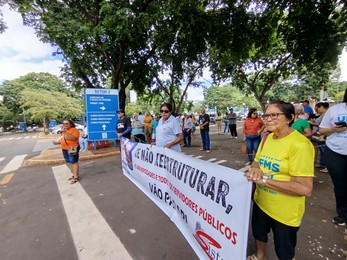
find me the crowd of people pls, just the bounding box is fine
[53,89,347,259]
[113,95,346,259]
[244,93,347,260]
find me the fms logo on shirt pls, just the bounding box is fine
[258,158,280,172]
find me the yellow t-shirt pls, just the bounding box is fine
[144,115,153,127]
[254,131,314,227]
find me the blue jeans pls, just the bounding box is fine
[183,129,192,146]
[62,148,80,163]
[200,130,210,150]
[317,141,326,166]
[325,146,347,221]
[246,134,261,162]
[223,121,229,133]
[80,138,88,150]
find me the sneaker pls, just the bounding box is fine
[206,150,211,153]
[200,148,205,151]
[235,137,238,139]
[332,216,346,226]
[320,168,329,173]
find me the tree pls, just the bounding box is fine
[207,0,347,109]
[20,89,83,130]
[203,83,259,112]
[0,101,18,127]
[0,0,17,33]
[0,72,82,127]
[14,0,209,109]
[0,72,75,114]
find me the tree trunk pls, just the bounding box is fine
[119,86,127,110]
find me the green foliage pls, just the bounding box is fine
[20,88,83,124]
[0,72,82,127]
[0,101,19,127]
[334,87,347,102]
[203,84,259,111]
[207,0,347,109]
[10,0,347,112]
[14,0,211,109]
[0,72,74,114]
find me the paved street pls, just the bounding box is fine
[0,125,346,259]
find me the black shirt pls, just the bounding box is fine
[116,117,132,139]
[199,114,210,131]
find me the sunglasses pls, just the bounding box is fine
[160,110,170,113]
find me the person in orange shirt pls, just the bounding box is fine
[243,108,265,166]
[53,119,80,184]
[144,112,153,143]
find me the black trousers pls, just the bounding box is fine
[229,124,237,137]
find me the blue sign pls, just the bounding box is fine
[49,120,57,129]
[85,88,119,141]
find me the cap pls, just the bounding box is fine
[117,109,125,114]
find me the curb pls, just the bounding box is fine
[25,150,120,166]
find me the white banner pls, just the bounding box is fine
[120,138,252,259]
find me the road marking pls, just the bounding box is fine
[52,165,132,260]
[0,155,27,174]
[0,173,14,185]
[33,139,56,152]
[0,157,4,162]
[16,137,22,140]
[7,137,15,140]
[24,136,30,139]
[216,160,227,164]
[195,155,203,159]
[207,158,217,162]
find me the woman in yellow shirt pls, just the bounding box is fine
[245,101,314,260]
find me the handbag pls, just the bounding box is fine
[68,146,78,155]
[64,136,78,155]
[241,142,248,154]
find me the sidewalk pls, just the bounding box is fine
[26,132,119,166]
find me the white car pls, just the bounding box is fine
[50,123,84,134]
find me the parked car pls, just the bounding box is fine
[50,123,84,134]
[207,113,216,124]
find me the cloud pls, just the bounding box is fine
[0,5,63,82]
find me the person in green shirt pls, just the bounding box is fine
[292,104,312,138]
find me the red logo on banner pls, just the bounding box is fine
[194,230,223,260]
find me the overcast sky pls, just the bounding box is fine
[1,5,346,101]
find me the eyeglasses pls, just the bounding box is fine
[262,112,285,120]
[160,110,170,113]
[63,123,69,125]
[252,112,258,115]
